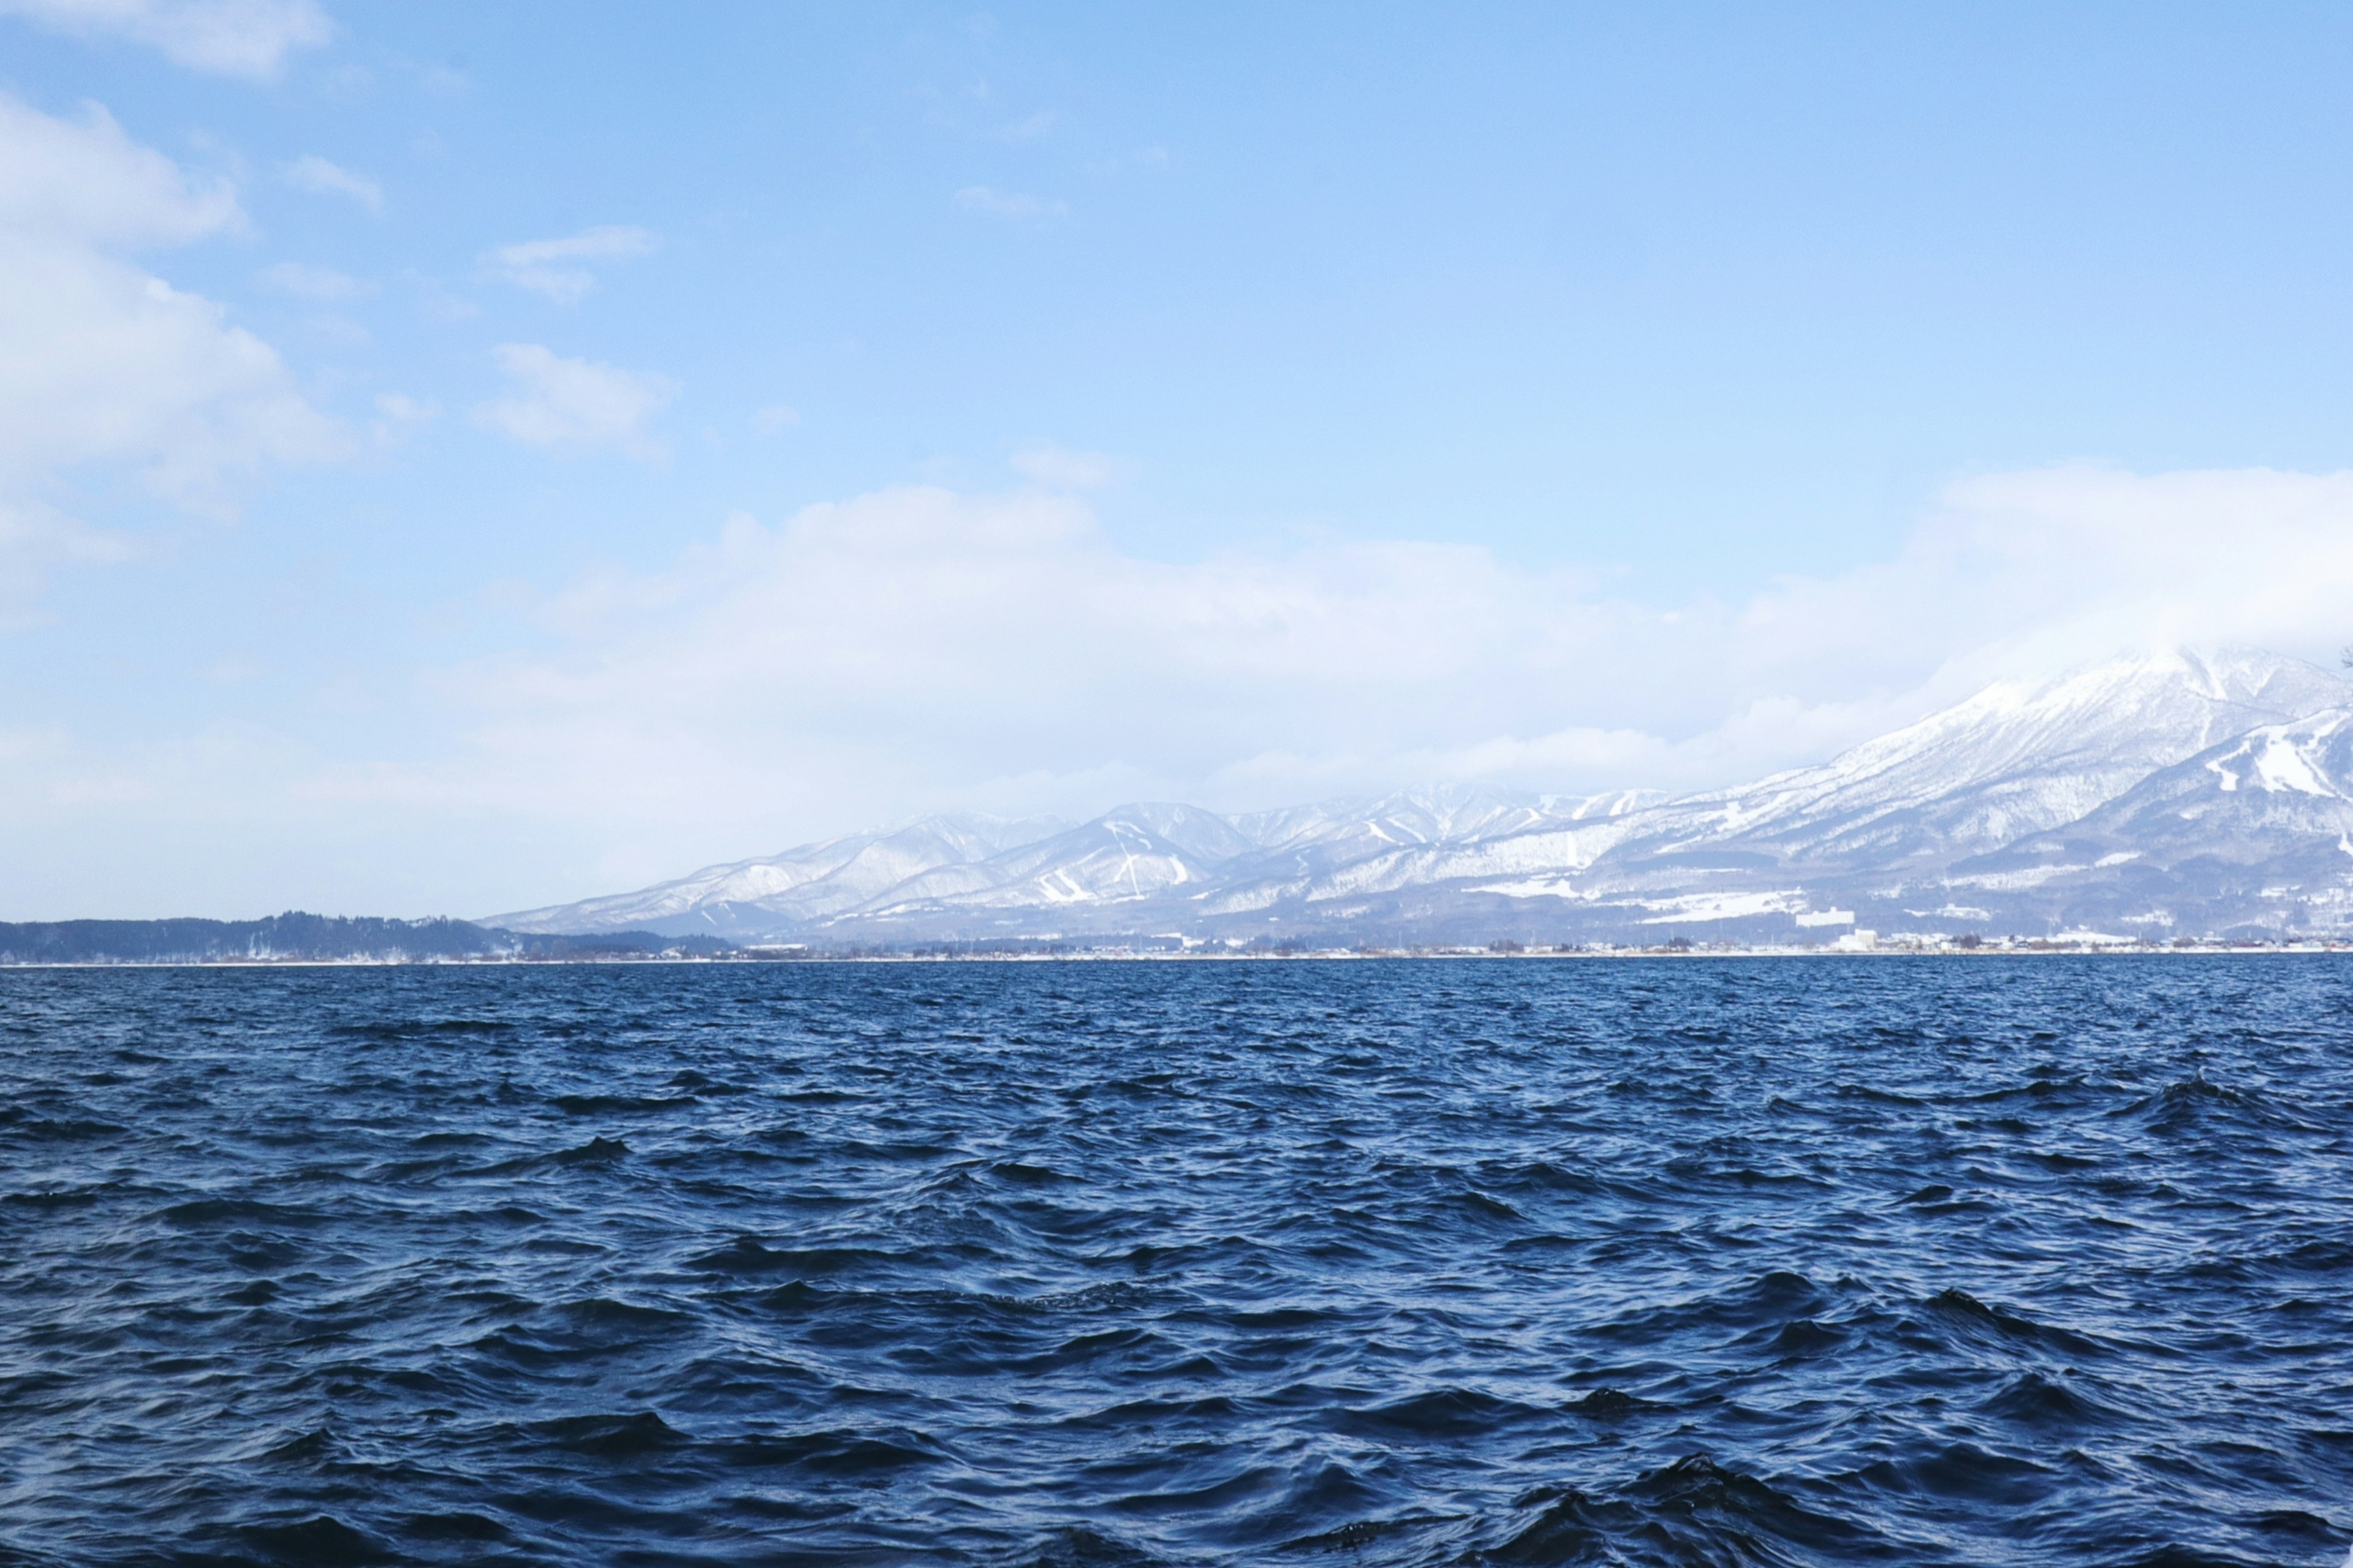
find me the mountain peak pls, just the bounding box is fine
[487,645,2353,944]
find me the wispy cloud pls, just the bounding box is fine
[750,404,799,434]
[0,0,331,78]
[279,154,381,213]
[481,225,656,305]
[471,343,675,460]
[954,185,1066,219]
[370,390,439,449]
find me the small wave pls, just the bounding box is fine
[532,1410,688,1456]
[1,1186,104,1208]
[464,1135,632,1175]
[2,1117,124,1143]
[1279,1513,1456,1555]
[1566,1386,1659,1418]
[1924,1288,2108,1357]
[1018,1527,1170,1567]
[1477,1157,1610,1192]
[1623,1453,1880,1550]
[1490,1484,1612,1563]
[1865,1439,2059,1506]
[549,1135,629,1167]
[715,1426,950,1475]
[995,1281,1155,1314]
[689,1237,894,1275]
[157,1197,322,1227]
[554,1296,690,1332]
[399,1510,510,1542]
[1334,1387,1550,1439]
[328,1017,516,1040]
[1763,1316,1850,1356]
[2118,1075,2321,1137]
[991,1160,1075,1185]
[233,1515,396,1565]
[1978,1370,2126,1433]
[551,1093,697,1115]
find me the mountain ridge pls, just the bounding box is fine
[488,647,2353,944]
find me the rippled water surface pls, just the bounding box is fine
[4,959,2352,1566]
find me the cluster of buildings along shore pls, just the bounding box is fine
[719,932,2353,961]
[13,934,2353,966]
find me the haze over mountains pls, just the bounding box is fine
[490,648,2353,945]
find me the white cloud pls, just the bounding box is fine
[471,343,675,459]
[343,464,2353,875]
[0,499,134,629]
[954,185,1065,218]
[256,259,367,298]
[374,390,436,422]
[404,488,1717,839]
[481,225,654,305]
[0,91,341,612]
[16,462,2353,915]
[0,96,238,247]
[750,404,798,434]
[0,0,331,77]
[279,153,381,213]
[369,389,438,448]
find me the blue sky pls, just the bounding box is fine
[10,1,2353,917]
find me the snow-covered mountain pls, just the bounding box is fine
[489,814,1069,938]
[487,647,2353,944]
[1621,646,2347,865]
[1928,705,2353,936]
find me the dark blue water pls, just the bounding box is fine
[3,960,2350,1566]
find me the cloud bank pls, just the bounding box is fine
[13,460,2353,914]
[314,464,2353,886]
[0,93,340,610]
[0,0,332,77]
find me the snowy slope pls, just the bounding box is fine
[1924,705,2353,935]
[1613,647,2347,866]
[486,814,1067,935]
[862,806,1255,915]
[486,648,2353,942]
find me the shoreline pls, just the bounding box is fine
[4,943,2351,969]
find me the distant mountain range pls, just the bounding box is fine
[489,647,2353,945]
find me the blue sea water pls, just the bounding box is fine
[2,958,2350,1566]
